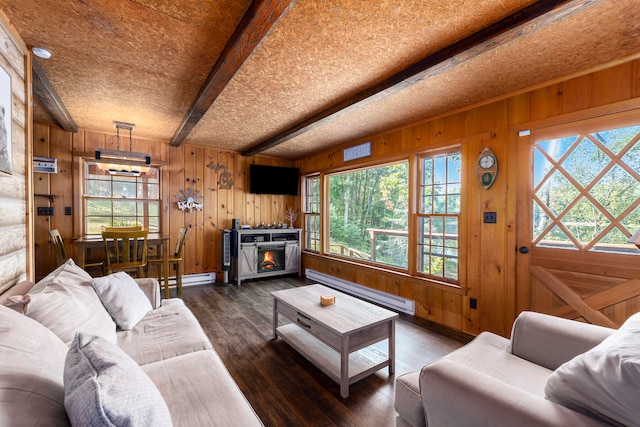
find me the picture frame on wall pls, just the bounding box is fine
[0,64,12,176]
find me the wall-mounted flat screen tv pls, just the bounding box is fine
[249,164,299,195]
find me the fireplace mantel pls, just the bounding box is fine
[232,229,301,285]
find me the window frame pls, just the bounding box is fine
[302,173,321,252]
[82,159,162,237]
[416,147,462,283]
[326,160,410,271]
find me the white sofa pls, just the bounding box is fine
[0,259,263,426]
[395,310,640,427]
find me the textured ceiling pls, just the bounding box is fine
[2,0,640,159]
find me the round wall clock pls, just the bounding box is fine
[476,147,498,189]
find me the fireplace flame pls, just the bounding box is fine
[260,251,279,270]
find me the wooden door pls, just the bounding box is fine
[516,113,640,328]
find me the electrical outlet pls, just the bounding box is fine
[37,206,54,216]
[483,211,497,224]
[65,207,72,215]
[470,298,478,310]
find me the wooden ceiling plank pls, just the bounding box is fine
[170,0,294,147]
[31,57,78,133]
[242,0,589,157]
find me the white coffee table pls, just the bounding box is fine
[272,284,398,398]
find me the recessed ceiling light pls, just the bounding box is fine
[31,47,52,59]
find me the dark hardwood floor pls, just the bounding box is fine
[181,277,471,427]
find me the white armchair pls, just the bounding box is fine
[395,311,620,427]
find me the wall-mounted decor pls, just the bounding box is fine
[207,162,234,189]
[0,64,12,176]
[476,147,498,189]
[176,187,204,212]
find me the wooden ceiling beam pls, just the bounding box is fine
[242,0,584,157]
[170,0,294,147]
[32,57,78,133]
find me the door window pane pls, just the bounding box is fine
[533,124,640,253]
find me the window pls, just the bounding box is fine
[302,175,320,252]
[303,174,320,252]
[418,150,461,281]
[328,162,409,268]
[532,123,640,253]
[83,162,161,236]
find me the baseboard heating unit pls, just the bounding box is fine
[166,272,216,287]
[305,269,415,315]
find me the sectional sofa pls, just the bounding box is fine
[0,259,263,426]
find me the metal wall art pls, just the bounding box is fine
[176,187,204,212]
[207,162,234,189]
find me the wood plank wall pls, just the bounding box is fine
[32,126,297,282]
[0,12,30,292]
[297,59,640,337]
[29,58,640,337]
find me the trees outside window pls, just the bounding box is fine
[83,162,161,235]
[328,162,409,269]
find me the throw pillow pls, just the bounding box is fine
[0,305,69,425]
[64,332,173,427]
[545,312,640,426]
[92,272,153,330]
[26,260,116,345]
[30,258,93,294]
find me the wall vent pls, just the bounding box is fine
[305,269,415,315]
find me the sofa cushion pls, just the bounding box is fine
[117,298,213,365]
[0,305,69,426]
[143,350,263,427]
[64,332,172,427]
[26,260,116,345]
[92,272,152,330]
[446,331,552,395]
[394,370,425,427]
[545,312,640,426]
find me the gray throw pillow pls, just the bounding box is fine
[64,332,172,427]
[26,260,117,345]
[545,312,640,426]
[92,272,153,330]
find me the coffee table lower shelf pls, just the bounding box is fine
[276,323,390,397]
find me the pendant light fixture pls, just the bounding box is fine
[95,121,151,176]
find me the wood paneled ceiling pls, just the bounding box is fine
[2,0,640,159]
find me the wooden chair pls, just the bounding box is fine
[48,229,104,274]
[148,227,188,298]
[103,225,143,232]
[102,230,148,277]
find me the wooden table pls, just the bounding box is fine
[271,284,398,398]
[73,233,171,298]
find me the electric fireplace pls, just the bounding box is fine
[232,229,301,285]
